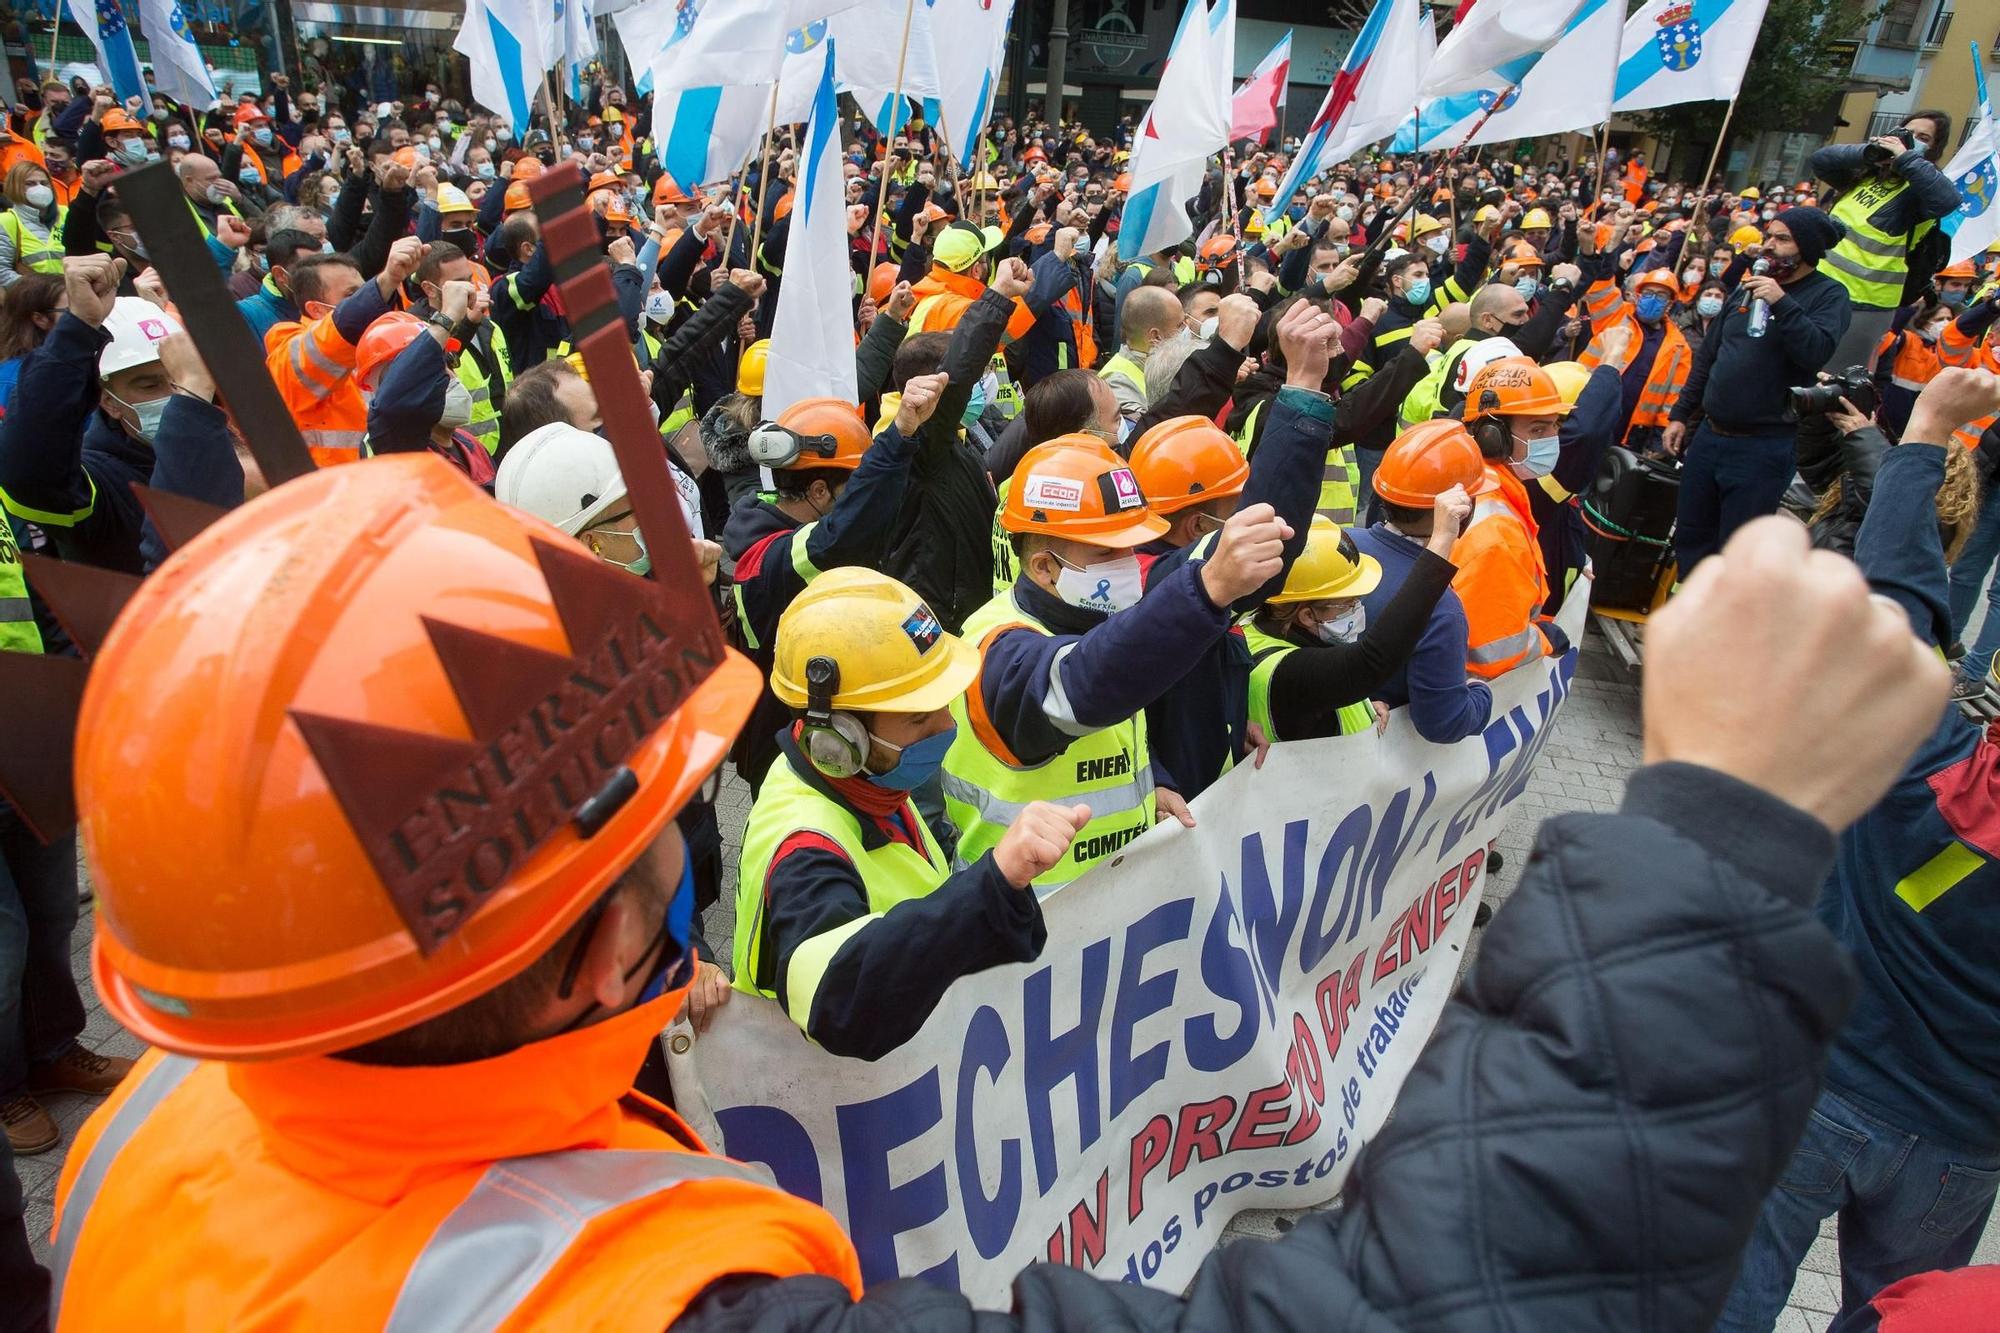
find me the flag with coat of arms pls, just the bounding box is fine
[1611,0,1770,113]
[137,0,217,110]
[71,0,148,103]
[1942,42,2000,266]
[762,37,858,419]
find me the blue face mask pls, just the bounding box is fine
[1696,294,1724,318]
[1514,277,1538,297]
[1403,278,1431,307]
[1635,293,1671,323]
[238,166,260,185]
[475,161,496,181]
[866,724,957,790]
[1940,288,1968,309]
[1511,433,1561,479]
[959,378,989,426]
[251,125,273,147]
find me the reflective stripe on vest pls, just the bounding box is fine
[731,758,944,1024]
[51,1054,201,1325]
[1,207,65,273]
[1825,178,1932,310]
[943,588,1155,895]
[1318,442,1360,526]
[731,520,819,651]
[0,521,41,653]
[1100,351,1147,398]
[1458,497,1545,672]
[1241,622,1372,741]
[382,1150,769,1333]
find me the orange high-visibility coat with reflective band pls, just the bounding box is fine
[907,265,1036,341]
[1875,324,1942,394]
[237,137,302,186]
[1938,317,1998,373]
[1578,278,1691,442]
[50,995,861,1330]
[1451,463,1558,679]
[265,311,368,466]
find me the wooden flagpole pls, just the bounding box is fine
[868,0,919,268]
[747,80,783,265]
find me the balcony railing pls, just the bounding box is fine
[1922,6,1953,48]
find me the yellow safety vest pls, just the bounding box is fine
[990,476,1018,593]
[731,753,944,1031]
[1099,350,1147,400]
[1,206,65,274]
[0,519,43,654]
[454,323,510,454]
[1242,621,1373,741]
[1235,398,1360,524]
[1824,176,1935,311]
[942,587,1155,894]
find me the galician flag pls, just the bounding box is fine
[137,0,217,110]
[1230,30,1291,145]
[1421,0,1591,99]
[1119,0,1236,262]
[72,0,148,103]
[454,0,548,138]
[1942,42,2000,266]
[1611,0,1771,114]
[1390,0,1619,153]
[762,38,858,418]
[1261,0,1422,225]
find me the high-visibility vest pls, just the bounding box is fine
[0,205,64,274]
[266,314,367,466]
[1824,176,1936,310]
[1450,465,1553,679]
[184,193,242,242]
[1578,286,1692,440]
[453,322,510,454]
[989,477,1017,593]
[0,519,42,654]
[1236,397,1360,525]
[1099,349,1146,398]
[731,752,945,1029]
[1242,621,1372,741]
[1875,323,1941,393]
[236,138,303,188]
[1399,336,1483,429]
[49,1042,861,1328]
[942,587,1156,894]
[909,287,1024,420]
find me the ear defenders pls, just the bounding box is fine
[747,422,843,470]
[1470,411,1511,458]
[800,655,870,778]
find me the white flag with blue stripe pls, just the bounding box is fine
[455,0,549,138]
[72,0,147,102]
[1420,0,1589,99]
[1120,0,1235,262]
[764,38,858,419]
[933,0,1014,170]
[1942,45,2000,266]
[138,0,216,109]
[1611,0,1769,114]
[1389,0,1619,153]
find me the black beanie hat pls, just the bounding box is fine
[1774,206,1844,266]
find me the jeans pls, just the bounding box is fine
[1356,444,1385,526]
[1673,421,1797,574]
[0,812,83,1096]
[1715,1086,2000,1332]
[0,1127,48,1333]
[1947,481,2000,679]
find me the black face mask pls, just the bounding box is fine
[441,227,480,256]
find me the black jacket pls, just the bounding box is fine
[674,761,1853,1329]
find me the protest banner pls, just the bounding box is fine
[670,590,1589,1308]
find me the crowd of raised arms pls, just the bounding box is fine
[0,55,1998,1333]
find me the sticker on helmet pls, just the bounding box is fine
[1108,467,1143,510]
[1022,473,1084,512]
[901,604,942,653]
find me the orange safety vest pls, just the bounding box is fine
[238,136,303,187]
[1451,463,1557,679]
[50,991,861,1329]
[1578,279,1692,441]
[265,311,369,466]
[908,264,1036,342]
[1875,324,1942,394]
[1953,411,1997,453]
[1938,317,1997,373]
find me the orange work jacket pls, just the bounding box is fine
[1577,279,1692,441]
[50,991,861,1329]
[1452,463,1559,679]
[238,136,303,186]
[907,264,1036,342]
[266,310,369,466]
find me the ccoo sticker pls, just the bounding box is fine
[1022,474,1084,512]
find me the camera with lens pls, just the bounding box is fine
[1863,127,1917,165]
[1789,366,1878,421]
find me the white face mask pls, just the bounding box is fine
[1053,551,1144,615]
[439,378,474,428]
[1424,234,1448,257]
[1196,314,1219,341]
[23,184,52,208]
[644,289,676,323]
[1314,602,1365,644]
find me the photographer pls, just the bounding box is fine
[1796,381,1982,559]
[1807,112,1960,369]
[1663,207,1852,572]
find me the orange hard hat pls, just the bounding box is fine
[1128,417,1248,516]
[653,173,694,206]
[502,181,533,212]
[77,454,758,1059]
[1463,356,1573,421]
[354,311,428,392]
[1023,145,1047,163]
[588,169,622,194]
[101,109,146,135]
[1500,239,1543,269]
[774,398,872,469]
[1114,172,1131,193]
[587,186,619,216]
[231,103,269,128]
[1938,259,1979,281]
[606,199,636,228]
[1001,435,1168,547]
[867,261,900,305]
[1199,234,1239,264]
[1373,419,1487,507]
[393,146,419,169]
[1633,268,1681,297]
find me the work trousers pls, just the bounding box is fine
[0,812,81,1097]
[1672,421,1797,574]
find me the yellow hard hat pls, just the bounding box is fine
[1409,213,1446,239]
[738,339,770,396]
[1243,213,1265,236]
[1541,360,1591,406]
[1521,208,1552,230]
[1473,204,1500,223]
[770,568,979,713]
[1729,224,1764,250]
[1268,516,1382,604]
[1738,185,1761,200]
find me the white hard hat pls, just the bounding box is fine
[1449,338,1524,395]
[98,297,183,378]
[494,421,626,535]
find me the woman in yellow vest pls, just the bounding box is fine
[732,568,1086,1058]
[0,160,64,286]
[1244,508,1467,744]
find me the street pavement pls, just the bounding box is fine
[19,625,1994,1329]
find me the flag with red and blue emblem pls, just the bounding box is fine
[1261,0,1422,226]
[71,0,147,102]
[1943,41,2000,266]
